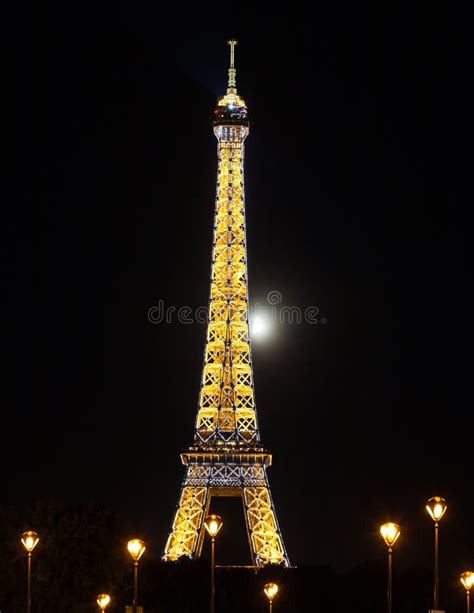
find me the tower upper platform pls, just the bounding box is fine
[213,40,249,127]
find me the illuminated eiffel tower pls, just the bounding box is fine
[163,40,289,567]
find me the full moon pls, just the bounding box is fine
[251,313,270,338]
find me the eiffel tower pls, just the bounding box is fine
[163,40,290,567]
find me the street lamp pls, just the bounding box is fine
[127,538,146,613]
[21,531,39,613]
[426,496,447,611]
[461,572,474,613]
[380,523,401,613]
[264,582,279,613]
[97,593,111,612]
[204,514,223,613]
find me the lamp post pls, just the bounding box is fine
[97,593,111,612]
[426,496,447,611]
[21,531,39,613]
[264,582,279,613]
[461,572,474,613]
[204,514,223,613]
[380,522,401,613]
[127,538,146,613]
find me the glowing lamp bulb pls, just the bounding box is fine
[127,538,146,561]
[97,594,111,610]
[461,571,474,591]
[204,514,223,538]
[380,522,401,548]
[264,582,279,602]
[21,531,39,553]
[426,496,447,522]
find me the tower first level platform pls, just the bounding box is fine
[164,446,288,566]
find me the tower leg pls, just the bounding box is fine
[243,473,289,566]
[164,466,209,561]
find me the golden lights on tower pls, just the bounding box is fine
[163,40,289,569]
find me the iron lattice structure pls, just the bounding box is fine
[163,41,290,567]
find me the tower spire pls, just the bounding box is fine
[227,39,238,92]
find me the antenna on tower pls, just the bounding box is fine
[227,39,238,91]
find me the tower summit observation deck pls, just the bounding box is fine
[163,40,290,567]
[213,39,249,128]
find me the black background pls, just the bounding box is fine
[7,0,472,580]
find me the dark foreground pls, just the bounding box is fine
[0,502,466,612]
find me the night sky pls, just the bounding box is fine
[7,0,471,578]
